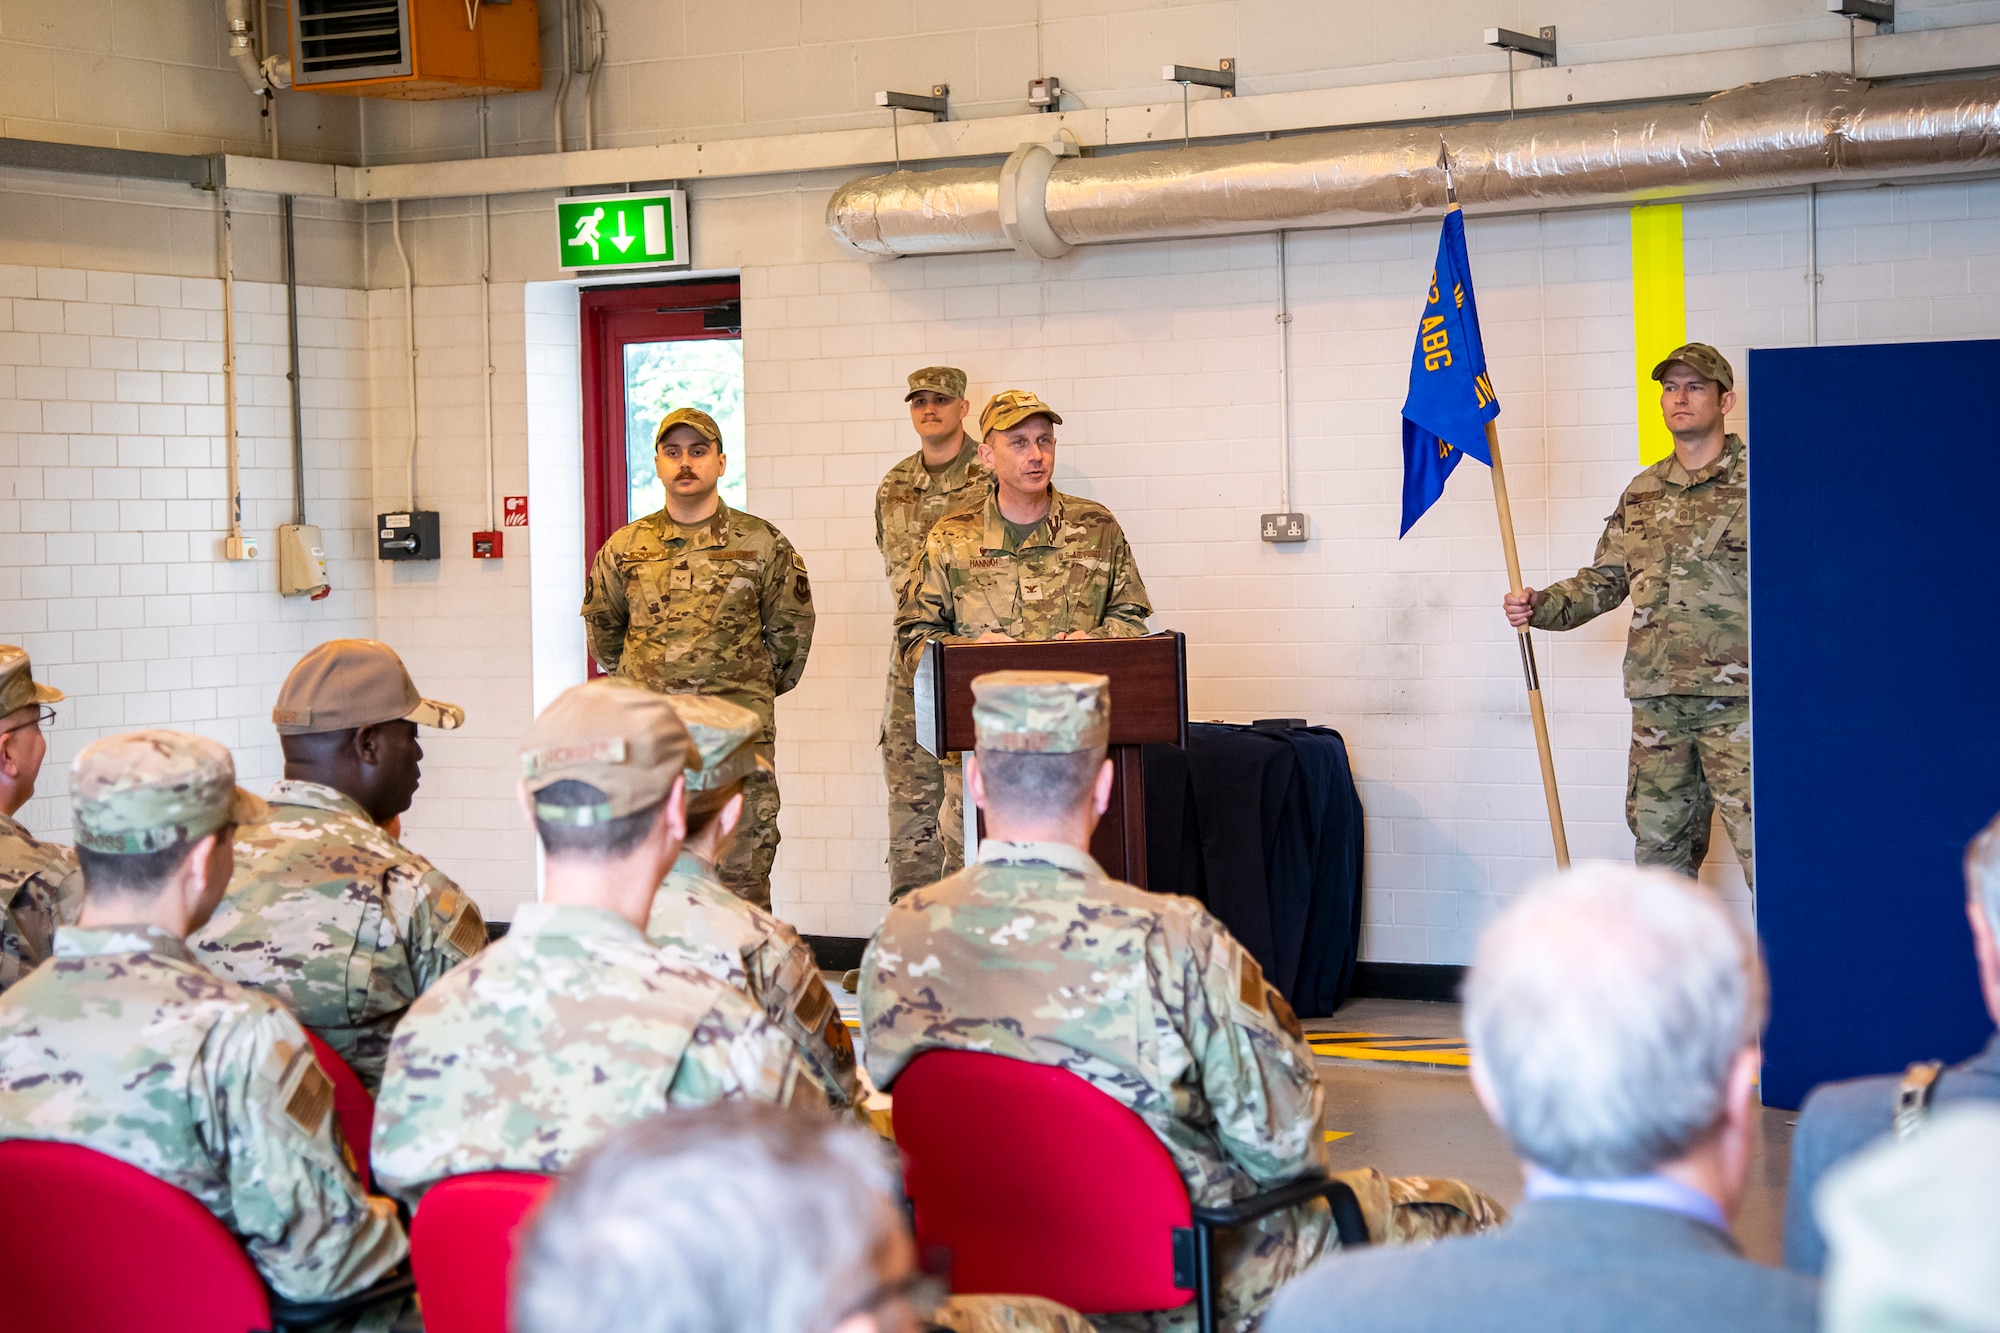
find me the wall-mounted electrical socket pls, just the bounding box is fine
[277,523,331,598]
[1260,512,1309,543]
[1029,75,1062,110]
[224,534,259,561]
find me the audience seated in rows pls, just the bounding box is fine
[193,639,485,1092]
[860,671,1502,1333]
[0,730,407,1303]
[369,677,824,1208]
[1265,864,1818,1333]
[1785,809,2000,1274]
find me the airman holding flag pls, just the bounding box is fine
[1502,343,1752,888]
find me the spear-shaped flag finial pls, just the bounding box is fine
[1437,139,1459,208]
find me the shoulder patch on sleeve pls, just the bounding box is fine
[793,975,835,1035]
[282,1054,334,1138]
[446,905,487,958]
[1267,989,1304,1042]
[823,1012,855,1061]
[1237,949,1265,1010]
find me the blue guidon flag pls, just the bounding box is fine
[1399,209,1499,536]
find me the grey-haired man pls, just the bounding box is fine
[1267,864,1815,1333]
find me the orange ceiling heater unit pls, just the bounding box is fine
[287,0,541,99]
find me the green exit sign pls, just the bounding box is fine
[556,190,689,271]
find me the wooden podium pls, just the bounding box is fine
[915,632,1187,888]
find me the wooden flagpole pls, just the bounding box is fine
[1484,419,1571,869]
[1443,144,1571,868]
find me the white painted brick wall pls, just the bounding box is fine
[0,261,376,842]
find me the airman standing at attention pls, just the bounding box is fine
[582,407,816,910]
[895,391,1153,873]
[0,731,408,1306]
[371,679,824,1209]
[648,693,859,1110]
[876,367,990,901]
[1504,343,1753,888]
[861,673,1504,1333]
[0,646,81,993]
[194,639,485,1092]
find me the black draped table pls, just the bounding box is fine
[1142,723,1365,1018]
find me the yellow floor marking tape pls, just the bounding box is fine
[1323,1130,1352,1142]
[1309,1033,1470,1068]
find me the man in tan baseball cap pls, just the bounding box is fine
[370,678,823,1204]
[0,644,82,993]
[875,367,989,904]
[890,394,1153,890]
[193,639,483,1091]
[581,395,816,911]
[1504,338,1755,891]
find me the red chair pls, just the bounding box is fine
[303,1030,376,1192]
[892,1050,1368,1333]
[0,1138,410,1333]
[410,1171,558,1333]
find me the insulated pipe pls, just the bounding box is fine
[827,72,2000,258]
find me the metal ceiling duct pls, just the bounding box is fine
[826,73,2000,259]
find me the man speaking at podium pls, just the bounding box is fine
[894,389,1153,876]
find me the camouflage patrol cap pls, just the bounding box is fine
[655,407,723,447]
[905,366,968,401]
[1650,342,1736,392]
[658,693,772,811]
[980,389,1063,436]
[70,730,259,854]
[273,639,464,736]
[972,671,1110,754]
[0,645,62,715]
[520,678,700,828]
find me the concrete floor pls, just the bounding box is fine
[1313,999,1795,1265]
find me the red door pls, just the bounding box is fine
[578,280,743,566]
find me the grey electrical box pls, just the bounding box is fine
[378,510,441,561]
[277,524,331,598]
[1260,512,1309,543]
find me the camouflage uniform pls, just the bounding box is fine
[0,728,406,1304]
[0,811,79,994]
[650,849,859,1108]
[371,901,824,1209]
[581,499,816,908]
[877,432,990,898]
[1531,432,1752,886]
[863,841,1501,1333]
[193,779,486,1092]
[895,490,1153,868]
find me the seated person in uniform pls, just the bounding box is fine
[0,731,408,1304]
[369,679,825,1209]
[1265,864,1817,1333]
[194,639,486,1091]
[648,693,858,1109]
[1784,809,2000,1274]
[861,671,1502,1333]
[0,644,82,993]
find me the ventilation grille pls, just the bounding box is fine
[289,0,412,85]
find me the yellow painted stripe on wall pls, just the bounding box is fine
[1630,204,1686,466]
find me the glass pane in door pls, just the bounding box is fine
[623,338,746,523]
